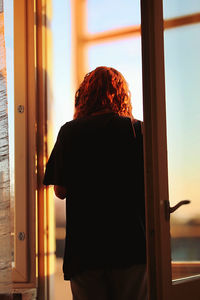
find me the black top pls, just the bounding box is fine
[43,113,146,280]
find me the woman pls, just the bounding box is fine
[44,66,147,300]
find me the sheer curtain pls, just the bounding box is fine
[0,0,12,294]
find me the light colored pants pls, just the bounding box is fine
[70,264,147,300]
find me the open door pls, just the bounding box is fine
[141,0,200,299]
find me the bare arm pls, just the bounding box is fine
[54,185,67,199]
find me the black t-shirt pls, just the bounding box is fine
[43,113,146,280]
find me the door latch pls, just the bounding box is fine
[164,199,191,221]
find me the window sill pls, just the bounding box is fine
[12,288,37,300]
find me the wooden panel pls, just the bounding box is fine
[36,0,48,297]
[13,0,28,282]
[141,0,171,299]
[172,277,200,299]
[36,0,56,299]
[71,0,88,89]
[13,0,37,286]
[172,262,200,280]
[164,13,200,29]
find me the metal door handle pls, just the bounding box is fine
[164,200,191,221]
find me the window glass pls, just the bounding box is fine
[51,0,73,136]
[51,0,73,299]
[88,38,143,121]
[164,24,200,279]
[87,0,141,33]
[163,0,200,19]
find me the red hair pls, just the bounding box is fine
[73,66,133,119]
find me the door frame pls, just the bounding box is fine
[141,0,172,299]
[141,0,200,299]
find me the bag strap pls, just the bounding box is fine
[131,119,143,138]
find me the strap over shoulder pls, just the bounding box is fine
[131,119,143,138]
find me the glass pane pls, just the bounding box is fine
[164,23,200,280]
[51,0,73,133]
[51,0,73,298]
[163,0,200,19]
[88,38,143,121]
[87,0,141,33]
[4,0,14,265]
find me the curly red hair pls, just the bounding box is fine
[73,66,133,119]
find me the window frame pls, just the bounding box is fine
[72,0,200,88]
[13,0,36,287]
[13,0,54,294]
[141,0,200,299]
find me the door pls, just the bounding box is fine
[141,0,200,299]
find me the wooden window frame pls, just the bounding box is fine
[13,0,54,297]
[141,0,200,299]
[13,0,36,287]
[13,0,55,299]
[72,0,200,88]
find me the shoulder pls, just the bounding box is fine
[61,118,78,129]
[59,119,79,134]
[56,120,75,143]
[131,119,143,137]
[117,116,142,129]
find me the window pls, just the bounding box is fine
[71,0,143,120]
[141,0,200,298]
[163,0,200,19]
[163,3,200,280]
[3,0,37,286]
[87,0,140,33]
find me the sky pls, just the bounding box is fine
[51,0,143,132]
[164,24,200,220]
[87,0,140,32]
[87,0,143,121]
[3,0,200,227]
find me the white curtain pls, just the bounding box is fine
[0,0,12,294]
